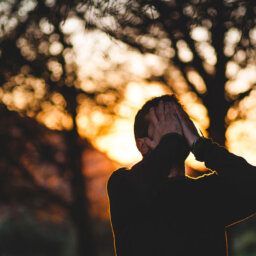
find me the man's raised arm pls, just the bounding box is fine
[176,104,256,226]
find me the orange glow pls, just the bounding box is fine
[37,21,256,172]
[95,119,140,165]
[77,81,209,170]
[36,106,73,130]
[0,74,46,111]
[225,65,256,96]
[177,40,193,62]
[187,70,207,94]
[191,26,209,42]
[224,28,242,57]
[83,149,120,220]
[3,23,256,176]
[226,120,256,166]
[84,81,170,166]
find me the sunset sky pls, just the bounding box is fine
[2,16,256,171]
[61,18,256,169]
[60,18,209,169]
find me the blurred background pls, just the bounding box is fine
[1,0,256,255]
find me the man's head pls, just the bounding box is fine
[134,94,189,161]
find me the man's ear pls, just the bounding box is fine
[136,138,150,155]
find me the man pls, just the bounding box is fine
[107,94,256,256]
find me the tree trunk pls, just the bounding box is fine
[203,0,229,146]
[207,108,226,146]
[63,86,96,256]
[203,80,228,146]
[67,127,96,256]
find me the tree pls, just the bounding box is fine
[0,104,78,256]
[79,0,256,145]
[0,1,124,255]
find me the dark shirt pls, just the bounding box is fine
[107,133,256,256]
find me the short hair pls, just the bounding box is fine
[134,94,182,139]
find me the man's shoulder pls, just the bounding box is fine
[107,160,144,195]
[109,167,129,180]
[108,160,143,183]
[107,167,129,192]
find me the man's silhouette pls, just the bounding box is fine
[107,94,256,256]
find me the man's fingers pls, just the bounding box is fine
[175,105,200,142]
[167,101,181,121]
[175,107,186,126]
[176,106,191,126]
[175,105,194,128]
[148,107,158,127]
[155,100,165,122]
[164,101,173,117]
[144,137,156,150]
[175,104,187,119]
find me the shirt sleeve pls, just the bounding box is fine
[193,138,256,227]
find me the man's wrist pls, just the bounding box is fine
[188,135,200,148]
[191,137,213,162]
[191,136,200,149]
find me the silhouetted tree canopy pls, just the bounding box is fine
[81,0,256,145]
[0,1,122,256]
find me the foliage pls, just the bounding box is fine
[78,0,256,145]
[0,1,115,255]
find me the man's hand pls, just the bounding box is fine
[174,104,200,148]
[144,101,182,150]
